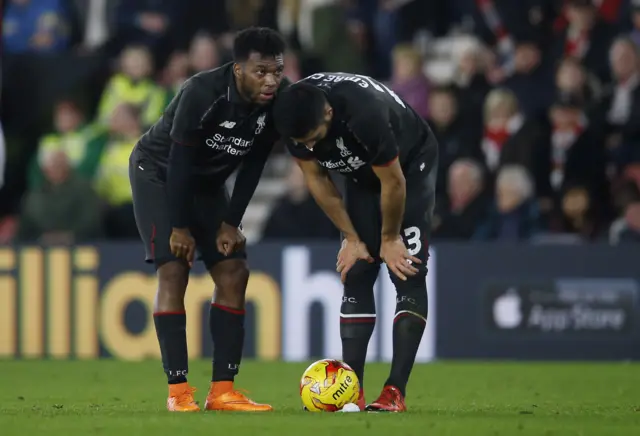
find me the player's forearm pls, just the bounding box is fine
[306,174,359,240]
[380,177,406,239]
[225,160,266,228]
[166,143,196,229]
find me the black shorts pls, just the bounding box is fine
[129,148,246,268]
[345,160,436,278]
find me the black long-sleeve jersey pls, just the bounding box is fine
[286,72,438,190]
[136,62,288,188]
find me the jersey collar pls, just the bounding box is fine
[226,67,252,107]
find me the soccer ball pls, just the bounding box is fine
[300,359,360,412]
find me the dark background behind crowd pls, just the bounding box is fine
[1,0,640,246]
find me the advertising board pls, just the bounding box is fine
[0,243,436,362]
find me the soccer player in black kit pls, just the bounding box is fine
[273,73,438,412]
[129,27,287,412]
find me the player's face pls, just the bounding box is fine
[292,104,333,150]
[235,52,285,105]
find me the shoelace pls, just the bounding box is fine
[175,386,197,406]
[229,388,251,400]
[378,388,398,406]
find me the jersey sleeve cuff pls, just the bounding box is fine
[171,137,188,146]
[371,155,398,167]
[293,155,315,161]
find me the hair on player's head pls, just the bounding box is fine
[233,27,286,61]
[273,82,327,138]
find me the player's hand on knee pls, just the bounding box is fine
[170,228,196,267]
[336,237,374,283]
[216,222,246,256]
[380,236,421,281]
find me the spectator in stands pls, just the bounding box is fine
[3,0,73,54]
[159,51,190,103]
[629,0,640,47]
[188,32,221,74]
[0,122,5,191]
[610,201,640,243]
[114,0,184,63]
[612,177,640,215]
[433,159,490,240]
[428,86,482,200]
[552,183,606,240]
[28,99,107,189]
[622,161,640,190]
[284,50,302,83]
[261,162,339,241]
[390,44,430,120]
[609,180,640,243]
[501,41,555,119]
[17,150,104,243]
[96,45,166,128]
[226,0,278,30]
[475,165,539,241]
[452,38,492,135]
[278,0,366,74]
[555,56,601,109]
[597,37,640,169]
[536,92,608,221]
[68,0,119,53]
[0,123,14,242]
[94,103,141,239]
[551,0,615,84]
[346,0,403,80]
[480,88,545,177]
[467,0,557,56]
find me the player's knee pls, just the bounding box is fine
[156,261,190,309]
[342,260,378,316]
[395,281,428,319]
[157,261,189,289]
[211,259,249,306]
[343,260,379,291]
[389,262,428,289]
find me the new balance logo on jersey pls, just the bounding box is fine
[318,155,366,173]
[347,156,366,170]
[336,137,352,157]
[219,121,236,128]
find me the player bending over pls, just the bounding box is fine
[129,27,288,412]
[273,73,438,412]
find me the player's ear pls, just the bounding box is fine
[233,63,242,80]
[325,104,333,120]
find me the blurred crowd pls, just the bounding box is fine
[1,0,640,245]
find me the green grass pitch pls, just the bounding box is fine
[0,360,638,435]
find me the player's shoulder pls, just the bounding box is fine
[301,72,370,93]
[306,73,385,106]
[278,75,294,91]
[182,62,234,96]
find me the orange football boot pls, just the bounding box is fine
[167,383,200,412]
[204,381,273,412]
[357,388,366,411]
[365,386,407,412]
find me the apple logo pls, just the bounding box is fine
[493,288,522,329]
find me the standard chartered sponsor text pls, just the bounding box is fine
[205,134,253,156]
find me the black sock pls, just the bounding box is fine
[153,311,188,384]
[385,313,426,397]
[340,316,375,389]
[209,303,245,382]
